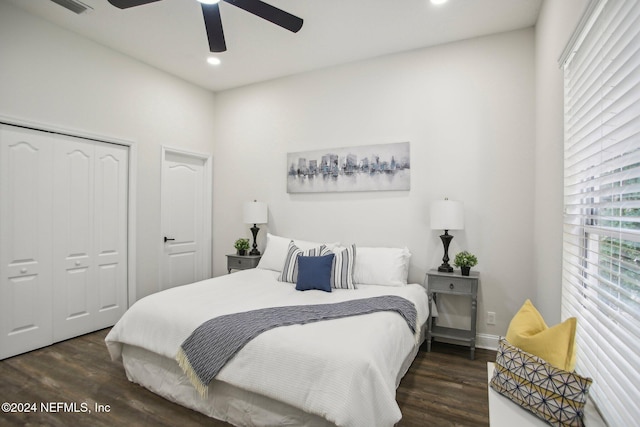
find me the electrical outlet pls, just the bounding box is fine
[487,311,496,325]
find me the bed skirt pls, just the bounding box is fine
[120,325,425,427]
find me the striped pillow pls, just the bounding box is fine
[278,242,330,283]
[331,244,356,290]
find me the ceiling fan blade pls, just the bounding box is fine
[201,3,227,53]
[107,0,162,9]
[225,0,303,33]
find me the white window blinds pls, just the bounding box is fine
[562,0,640,425]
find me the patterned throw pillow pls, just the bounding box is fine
[490,338,592,427]
[278,242,330,283]
[331,244,356,290]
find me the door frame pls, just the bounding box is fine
[0,114,138,308]
[159,146,213,289]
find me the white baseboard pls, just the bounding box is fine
[433,333,500,352]
[476,333,500,351]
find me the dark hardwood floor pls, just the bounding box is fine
[0,329,495,426]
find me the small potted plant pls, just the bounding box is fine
[453,251,478,276]
[234,238,250,256]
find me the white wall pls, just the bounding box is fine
[1,0,576,339]
[213,28,536,337]
[0,2,217,300]
[533,0,588,324]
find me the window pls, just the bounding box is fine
[561,0,640,425]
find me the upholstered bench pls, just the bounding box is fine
[487,362,606,427]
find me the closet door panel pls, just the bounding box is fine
[64,266,91,319]
[0,126,54,359]
[53,137,96,341]
[94,143,128,328]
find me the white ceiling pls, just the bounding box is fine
[7,0,542,92]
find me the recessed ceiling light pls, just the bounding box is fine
[197,0,221,4]
[207,57,221,66]
[431,0,448,4]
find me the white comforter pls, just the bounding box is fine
[105,268,429,427]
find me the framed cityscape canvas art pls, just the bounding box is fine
[287,142,410,193]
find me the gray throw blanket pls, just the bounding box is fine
[176,295,417,397]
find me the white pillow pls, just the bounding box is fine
[257,233,340,272]
[256,234,291,271]
[353,247,411,286]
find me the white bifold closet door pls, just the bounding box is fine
[0,125,128,359]
[52,135,128,341]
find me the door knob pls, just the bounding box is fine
[164,236,175,243]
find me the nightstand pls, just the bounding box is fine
[226,254,261,273]
[425,269,479,359]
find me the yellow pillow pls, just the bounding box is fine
[505,299,577,371]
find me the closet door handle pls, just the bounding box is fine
[164,236,175,243]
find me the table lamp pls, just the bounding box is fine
[430,199,464,272]
[243,200,268,256]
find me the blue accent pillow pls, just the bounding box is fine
[295,254,335,292]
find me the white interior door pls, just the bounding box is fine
[52,137,94,340]
[52,136,128,341]
[93,143,128,328]
[161,149,211,290]
[0,127,54,359]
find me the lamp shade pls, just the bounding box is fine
[430,199,464,230]
[243,201,268,224]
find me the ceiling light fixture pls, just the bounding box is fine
[197,0,221,4]
[207,57,221,66]
[431,0,448,5]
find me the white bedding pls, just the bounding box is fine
[106,268,429,427]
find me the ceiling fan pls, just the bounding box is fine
[107,0,304,53]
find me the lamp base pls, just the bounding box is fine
[438,230,454,273]
[438,264,454,273]
[250,224,261,256]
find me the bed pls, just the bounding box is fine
[105,236,430,427]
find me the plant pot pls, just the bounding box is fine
[461,266,471,276]
[237,249,246,256]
